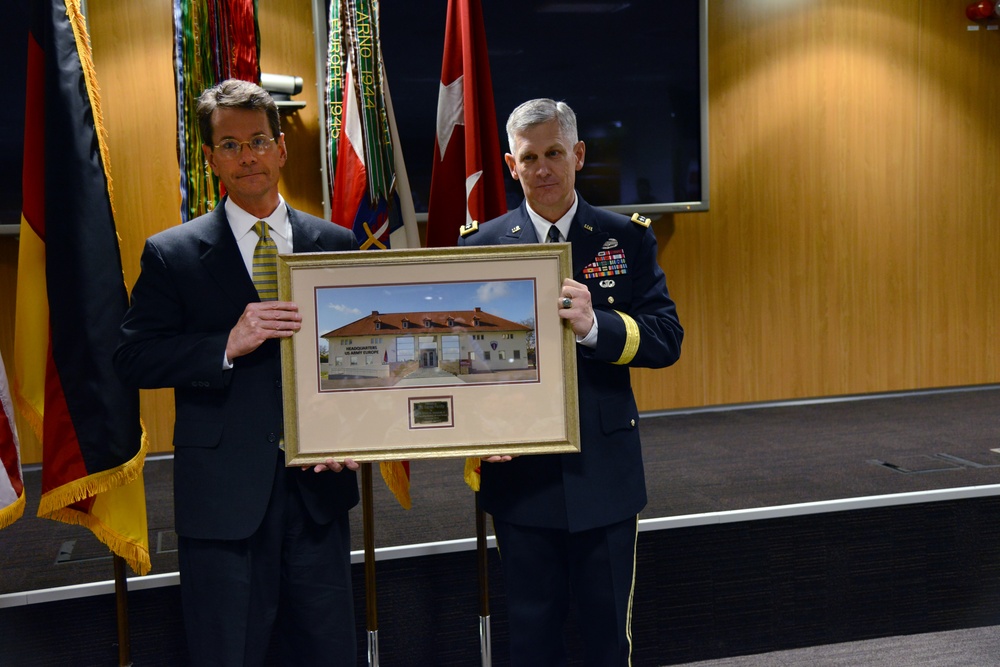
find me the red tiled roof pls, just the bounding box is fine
[321,307,532,338]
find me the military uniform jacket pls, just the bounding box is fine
[114,201,360,541]
[458,197,683,532]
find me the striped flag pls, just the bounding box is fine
[13,0,149,575]
[173,0,260,221]
[327,0,419,252]
[326,0,417,508]
[0,353,25,531]
[426,0,507,490]
[425,0,507,250]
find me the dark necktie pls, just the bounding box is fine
[547,225,561,243]
[252,221,278,301]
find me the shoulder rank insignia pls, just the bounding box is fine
[459,220,479,237]
[630,212,652,228]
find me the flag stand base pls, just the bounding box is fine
[367,629,379,666]
[479,614,492,666]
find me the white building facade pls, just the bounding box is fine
[321,307,533,378]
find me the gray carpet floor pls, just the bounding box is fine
[4,386,1000,665]
[676,624,1000,666]
[3,385,1000,594]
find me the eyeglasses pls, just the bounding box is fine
[211,135,277,160]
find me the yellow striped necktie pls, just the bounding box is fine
[252,221,278,301]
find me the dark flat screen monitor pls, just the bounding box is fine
[379,0,709,216]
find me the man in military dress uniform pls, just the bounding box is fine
[457,98,684,666]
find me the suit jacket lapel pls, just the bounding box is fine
[506,200,609,275]
[198,204,259,304]
[500,204,536,244]
[289,207,324,253]
[567,200,609,278]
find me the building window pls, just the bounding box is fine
[396,337,415,362]
[442,335,460,361]
[514,350,521,360]
[484,351,491,361]
[498,351,506,360]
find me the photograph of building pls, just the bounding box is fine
[315,280,538,390]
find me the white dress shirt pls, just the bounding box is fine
[524,192,598,347]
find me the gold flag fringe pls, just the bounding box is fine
[463,457,481,493]
[37,433,151,575]
[0,492,26,531]
[379,461,411,510]
[65,0,116,216]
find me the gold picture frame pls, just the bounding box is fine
[278,244,580,465]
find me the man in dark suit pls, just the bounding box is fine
[458,98,683,666]
[114,80,359,666]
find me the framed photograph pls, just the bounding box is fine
[278,244,580,465]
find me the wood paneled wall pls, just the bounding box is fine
[3,0,998,462]
[634,0,1000,410]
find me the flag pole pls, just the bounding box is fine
[362,462,379,666]
[475,491,492,666]
[113,554,132,666]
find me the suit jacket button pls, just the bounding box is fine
[267,433,277,443]
[608,296,615,304]
[630,418,636,427]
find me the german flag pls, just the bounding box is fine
[13,0,149,575]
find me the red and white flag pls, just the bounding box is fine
[425,0,507,249]
[426,0,507,490]
[0,352,24,530]
[326,0,417,508]
[330,67,369,235]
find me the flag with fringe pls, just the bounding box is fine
[0,353,24,531]
[326,0,419,508]
[13,0,149,575]
[426,0,507,491]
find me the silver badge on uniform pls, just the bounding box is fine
[599,279,616,288]
[602,238,619,250]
